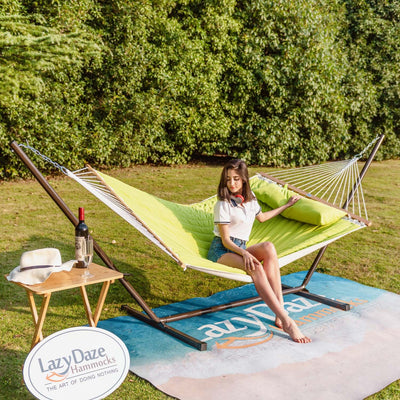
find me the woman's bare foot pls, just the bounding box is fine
[282,318,311,343]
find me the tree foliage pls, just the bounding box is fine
[0,0,399,179]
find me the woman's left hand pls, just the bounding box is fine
[287,195,301,207]
[242,250,262,271]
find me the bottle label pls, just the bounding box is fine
[75,237,86,262]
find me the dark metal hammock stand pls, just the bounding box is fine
[10,135,385,351]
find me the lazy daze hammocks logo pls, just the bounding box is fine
[197,296,369,349]
[38,346,116,383]
[24,327,130,400]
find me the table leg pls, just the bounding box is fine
[26,291,51,349]
[26,291,41,340]
[80,285,95,327]
[93,281,112,326]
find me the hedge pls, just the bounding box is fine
[0,0,399,179]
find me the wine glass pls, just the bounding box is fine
[82,236,94,278]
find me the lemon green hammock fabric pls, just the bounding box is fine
[67,167,366,283]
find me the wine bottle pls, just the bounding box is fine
[75,207,89,268]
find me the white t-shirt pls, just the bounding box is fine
[213,197,262,241]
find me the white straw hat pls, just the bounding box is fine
[7,248,75,285]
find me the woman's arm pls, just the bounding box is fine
[256,195,301,223]
[218,224,261,270]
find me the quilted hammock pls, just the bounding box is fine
[67,168,365,282]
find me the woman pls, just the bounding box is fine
[207,159,311,343]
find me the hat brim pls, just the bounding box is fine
[7,260,76,285]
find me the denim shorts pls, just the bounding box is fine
[207,236,247,262]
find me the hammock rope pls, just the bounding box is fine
[71,166,182,264]
[19,135,380,224]
[265,135,382,221]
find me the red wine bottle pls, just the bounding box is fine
[75,207,89,268]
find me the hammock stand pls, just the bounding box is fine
[10,135,384,351]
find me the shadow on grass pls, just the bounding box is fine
[0,234,190,319]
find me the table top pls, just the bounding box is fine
[5,263,124,295]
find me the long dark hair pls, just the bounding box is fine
[217,159,255,202]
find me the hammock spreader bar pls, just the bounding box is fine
[10,135,385,351]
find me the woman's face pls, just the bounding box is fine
[226,169,243,195]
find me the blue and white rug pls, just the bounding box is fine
[98,272,400,400]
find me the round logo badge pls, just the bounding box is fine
[23,327,130,400]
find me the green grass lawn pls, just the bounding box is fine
[1,159,399,399]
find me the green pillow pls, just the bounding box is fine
[251,177,347,226]
[251,178,285,209]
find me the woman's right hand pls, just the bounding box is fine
[242,250,261,271]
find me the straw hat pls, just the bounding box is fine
[7,248,75,285]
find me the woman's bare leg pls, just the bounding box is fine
[218,251,311,343]
[248,266,311,343]
[247,242,284,328]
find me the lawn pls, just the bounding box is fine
[0,158,399,399]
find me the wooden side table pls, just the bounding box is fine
[5,263,123,349]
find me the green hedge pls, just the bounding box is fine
[0,0,399,179]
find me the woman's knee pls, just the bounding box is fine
[261,241,277,257]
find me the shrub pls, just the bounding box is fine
[0,0,399,179]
